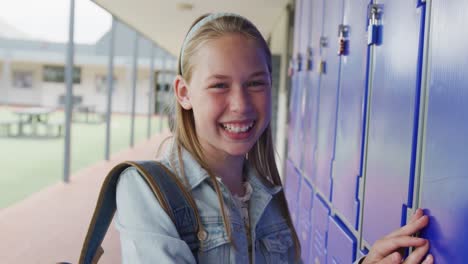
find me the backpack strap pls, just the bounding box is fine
[78,160,201,264]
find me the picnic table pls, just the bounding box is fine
[12,107,62,137]
[72,105,104,124]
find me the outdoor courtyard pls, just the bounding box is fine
[0,105,168,209]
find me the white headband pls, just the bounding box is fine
[179,12,246,75]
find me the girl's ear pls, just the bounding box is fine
[174,75,192,110]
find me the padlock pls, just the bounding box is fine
[337,25,350,56]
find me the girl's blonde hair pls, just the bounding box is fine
[170,13,301,260]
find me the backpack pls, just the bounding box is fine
[59,160,201,264]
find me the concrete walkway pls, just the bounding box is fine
[0,132,171,263]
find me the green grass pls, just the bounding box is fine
[0,107,166,209]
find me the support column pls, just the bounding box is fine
[105,17,116,160]
[1,51,11,105]
[130,31,139,147]
[147,44,155,139]
[63,0,75,183]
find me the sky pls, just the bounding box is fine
[0,0,111,44]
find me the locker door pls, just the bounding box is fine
[294,0,313,170]
[327,216,357,263]
[331,0,369,230]
[287,0,300,164]
[303,0,324,184]
[292,0,303,57]
[297,180,314,263]
[291,78,307,168]
[310,195,330,264]
[314,0,345,200]
[288,0,305,168]
[287,74,300,165]
[285,159,302,227]
[419,0,468,262]
[299,0,311,55]
[297,0,313,172]
[361,0,425,246]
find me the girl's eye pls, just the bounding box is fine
[211,83,228,89]
[247,80,267,88]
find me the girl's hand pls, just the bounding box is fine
[362,208,434,264]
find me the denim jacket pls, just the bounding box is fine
[114,146,300,264]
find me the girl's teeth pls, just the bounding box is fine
[222,122,254,133]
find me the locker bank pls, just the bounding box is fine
[0,0,466,262]
[285,0,468,263]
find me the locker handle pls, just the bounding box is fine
[306,47,313,71]
[296,52,303,72]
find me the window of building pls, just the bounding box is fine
[156,83,171,92]
[43,65,81,84]
[13,70,34,88]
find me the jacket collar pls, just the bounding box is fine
[246,165,282,196]
[163,144,282,195]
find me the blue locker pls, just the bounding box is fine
[331,0,369,230]
[286,81,294,149]
[314,0,344,200]
[287,0,304,167]
[285,159,302,227]
[293,0,313,170]
[327,216,357,263]
[361,0,425,245]
[297,0,313,172]
[292,0,303,58]
[419,0,468,262]
[297,180,314,263]
[303,0,324,184]
[291,77,307,169]
[287,74,301,166]
[299,0,311,54]
[310,195,330,264]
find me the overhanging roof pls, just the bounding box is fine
[93,0,291,56]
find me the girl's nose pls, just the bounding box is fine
[230,86,253,114]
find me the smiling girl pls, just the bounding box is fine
[114,13,433,264]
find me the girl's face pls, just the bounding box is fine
[177,33,271,159]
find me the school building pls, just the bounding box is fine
[0,19,177,115]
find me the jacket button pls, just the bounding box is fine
[197,230,208,241]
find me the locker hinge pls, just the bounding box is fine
[357,175,364,203]
[367,4,384,46]
[338,24,350,56]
